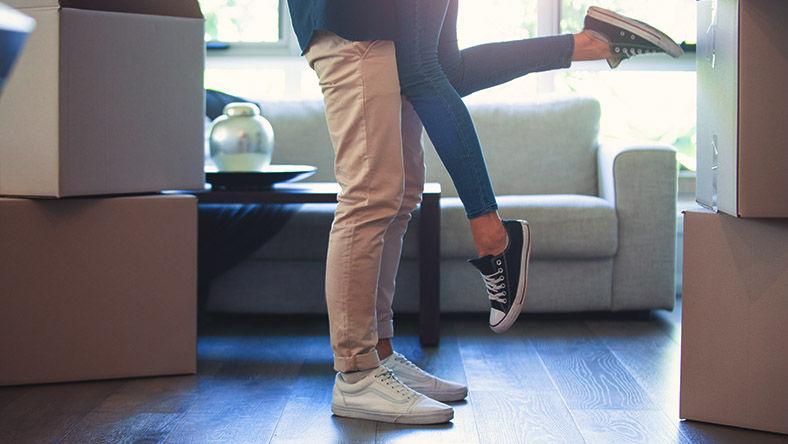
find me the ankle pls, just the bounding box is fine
[470,213,507,257]
[375,339,393,361]
[572,31,613,61]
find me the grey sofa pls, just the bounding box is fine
[205,95,677,315]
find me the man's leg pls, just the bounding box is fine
[306,31,406,373]
[374,98,425,350]
[305,31,453,424]
[373,99,468,403]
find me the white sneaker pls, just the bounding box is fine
[381,352,468,402]
[331,366,454,424]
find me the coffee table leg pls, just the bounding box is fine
[419,192,441,346]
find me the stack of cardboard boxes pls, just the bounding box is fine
[0,0,205,385]
[681,0,788,435]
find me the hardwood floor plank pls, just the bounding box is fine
[586,319,682,419]
[166,321,320,444]
[469,390,584,444]
[164,413,279,444]
[529,321,654,410]
[454,319,555,393]
[0,380,121,443]
[571,409,690,444]
[0,385,28,410]
[454,319,587,443]
[90,375,201,415]
[59,412,182,444]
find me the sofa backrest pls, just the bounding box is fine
[258,95,601,197]
[423,96,602,197]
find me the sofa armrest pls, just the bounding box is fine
[598,139,678,311]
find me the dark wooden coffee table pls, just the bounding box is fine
[190,182,442,346]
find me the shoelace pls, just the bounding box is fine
[375,368,414,399]
[480,262,507,304]
[393,353,430,377]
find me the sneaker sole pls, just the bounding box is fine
[586,6,684,58]
[417,385,469,403]
[331,405,454,424]
[491,221,531,334]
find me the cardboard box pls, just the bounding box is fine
[0,0,205,197]
[696,0,788,217]
[680,209,788,434]
[0,194,197,385]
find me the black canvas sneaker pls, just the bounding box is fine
[468,220,531,334]
[584,6,684,68]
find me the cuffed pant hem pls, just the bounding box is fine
[334,349,381,373]
[377,319,394,340]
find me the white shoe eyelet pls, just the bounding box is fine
[620,31,625,37]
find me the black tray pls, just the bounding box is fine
[205,165,317,190]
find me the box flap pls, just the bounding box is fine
[6,0,203,19]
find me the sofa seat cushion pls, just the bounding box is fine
[440,194,618,260]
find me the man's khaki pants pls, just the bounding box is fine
[305,31,425,373]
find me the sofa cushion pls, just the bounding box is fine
[255,194,617,263]
[440,195,618,260]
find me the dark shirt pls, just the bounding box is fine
[286,0,399,54]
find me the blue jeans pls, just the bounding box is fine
[395,0,574,219]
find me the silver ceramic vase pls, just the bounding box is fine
[209,102,274,172]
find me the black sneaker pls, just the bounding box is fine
[584,6,684,68]
[468,220,531,333]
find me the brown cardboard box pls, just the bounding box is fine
[680,209,788,434]
[0,194,197,385]
[696,0,788,217]
[0,0,205,197]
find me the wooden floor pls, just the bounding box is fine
[1,299,786,444]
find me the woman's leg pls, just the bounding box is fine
[395,0,496,224]
[436,0,575,98]
[395,0,531,335]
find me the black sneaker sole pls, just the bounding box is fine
[586,6,684,58]
[491,221,531,334]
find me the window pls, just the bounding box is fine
[458,0,697,170]
[199,0,297,55]
[559,0,697,170]
[202,0,698,170]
